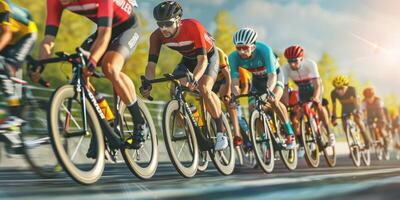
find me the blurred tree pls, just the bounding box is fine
[213,10,237,55]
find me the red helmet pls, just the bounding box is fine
[363,87,375,98]
[284,45,304,59]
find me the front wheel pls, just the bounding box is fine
[345,121,361,167]
[249,110,274,173]
[163,100,198,178]
[119,99,158,180]
[301,116,320,168]
[48,85,105,185]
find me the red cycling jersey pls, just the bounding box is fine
[45,0,138,36]
[148,19,214,63]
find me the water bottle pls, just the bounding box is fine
[189,103,203,126]
[95,93,114,121]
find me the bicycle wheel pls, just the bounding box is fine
[359,129,371,166]
[370,127,384,160]
[48,85,105,185]
[119,98,158,180]
[320,123,336,167]
[197,150,209,172]
[163,99,198,178]
[301,116,320,168]
[274,118,298,171]
[206,113,235,175]
[21,99,60,178]
[345,121,361,167]
[249,110,274,173]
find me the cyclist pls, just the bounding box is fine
[0,0,37,154]
[330,75,369,148]
[362,87,390,148]
[140,1,228,151]
[229,28,295,149]
[211,47,246,146]
[282,45,335,147]
[30,0,147,151]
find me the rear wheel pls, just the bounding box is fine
[119,99,158,180]
[249,110,274,173]
[274,117,297,171]
[320,123,336,167]
[207,113,235,175]
[48,85,105,185]
[163,100,198,178]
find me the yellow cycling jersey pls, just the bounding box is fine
[0,1,37,45]
[238,67,251,86]
[216,47,229,81]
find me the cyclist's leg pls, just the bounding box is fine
[353,110,370,147]
[271,84,294,136]
[217,81,241,140]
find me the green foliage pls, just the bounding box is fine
[213,10,237,55]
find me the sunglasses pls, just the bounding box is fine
[288,58,301,63]
[236,45,251,51]
[157,20,176,28]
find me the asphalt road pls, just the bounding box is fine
[0,154,399,200]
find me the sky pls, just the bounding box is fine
[139,0,400,96]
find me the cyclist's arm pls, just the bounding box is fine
[330,91,337,117]
[0,24,11,51]
[0,9,12,51]
[232,79,240,96]
[193,54,208,82]
[282,85,289,106]
[312,78,322,100]
[144,62,156,80]
[145,30,162,80]
[88,26,111,64]
[241,80,249,95]
[221,66,231,95]
[266,72,277,92]
[39,36,55,60]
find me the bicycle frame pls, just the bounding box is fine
[33,49,123,149]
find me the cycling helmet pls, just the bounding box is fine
[233,28,258,45]
[363,87,375,98]
[284,45,304,59]
[332,75,349,88]
[153,1,183,21]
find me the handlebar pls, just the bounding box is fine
[140,73,188,101]
[26,48,104,87]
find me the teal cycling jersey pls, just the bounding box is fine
[229,41,277,79]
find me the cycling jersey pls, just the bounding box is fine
[239,67,251,87]
[331,86,358,114]
[362,97,385,123]
[282,59,322,102]
[45,0,138,36]
[0,0,37,45]
[148,19,214,62]
[229,41,277,79]
[215,47,229,81]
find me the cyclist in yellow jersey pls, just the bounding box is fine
[0,0,37,154]
[211,47,245,146]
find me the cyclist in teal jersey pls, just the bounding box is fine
[229,28,295,149]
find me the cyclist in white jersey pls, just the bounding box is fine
[282,45,335,146]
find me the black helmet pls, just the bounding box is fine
[153,1,183,21]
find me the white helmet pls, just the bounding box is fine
[233,28,258,45]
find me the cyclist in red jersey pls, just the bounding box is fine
[30,0,147,151]
[140,1,228,151]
